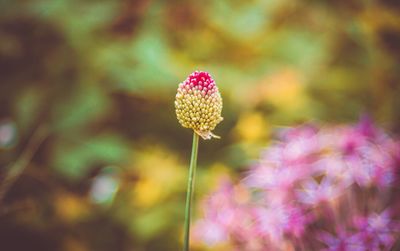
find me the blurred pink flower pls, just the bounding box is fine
[296,177,342,206]
[194,119,400,250]
[317,229,364,251]
[194,179,258,248]
[193,219,228,245]
[352,210,399,250]
[254,203,310,242]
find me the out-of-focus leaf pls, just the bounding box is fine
[14,87,44,131]
[266,29,328,71]
[96,28,178,93]
[51,84,111,132]
[51,134,130,180]
[209,0,278,39]
[132,206,171,241]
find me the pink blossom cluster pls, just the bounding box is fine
[194,118,400,250]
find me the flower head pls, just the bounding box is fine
[318,229,364,251]
[352,210,399,250]
[175,71,223,139]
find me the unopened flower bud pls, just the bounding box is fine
[175,71,223,140]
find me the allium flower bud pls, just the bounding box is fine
[175,71,223,140]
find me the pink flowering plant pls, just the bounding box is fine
[194,118,400,251]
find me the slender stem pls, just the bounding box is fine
[183,132,199,251]
[0,125,48,206]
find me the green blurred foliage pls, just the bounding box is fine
[0,0,399,250]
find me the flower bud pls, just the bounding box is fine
[175,71,223,140]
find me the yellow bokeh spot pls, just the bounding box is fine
[197,162,233,195]
[54,192,88,222]
[262,69,306,109]
[132,178,163,208]
[130,146,186,208]
[63,238,89,251]
[234,112,269,142]
[244,68,308,112]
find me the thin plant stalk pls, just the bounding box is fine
[176,71,223,250]
[0,125,48,206]
[183,132,199,251]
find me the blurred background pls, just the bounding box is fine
[0,0,399,250]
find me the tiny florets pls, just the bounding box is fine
[175,71,223,140]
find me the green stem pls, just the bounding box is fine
[183,132,199,251]
[0,125,48,206]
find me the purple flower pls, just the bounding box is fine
[194,179,258,247]
[313,156,353,187]
[193,219,229,245]
[277,125,320,164]
[318,229,364,251]
[297,177,342,206]
[352,210,399,250]
[194,119,400,250]
[253,203,309,248]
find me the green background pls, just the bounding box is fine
[0,0,399,250]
